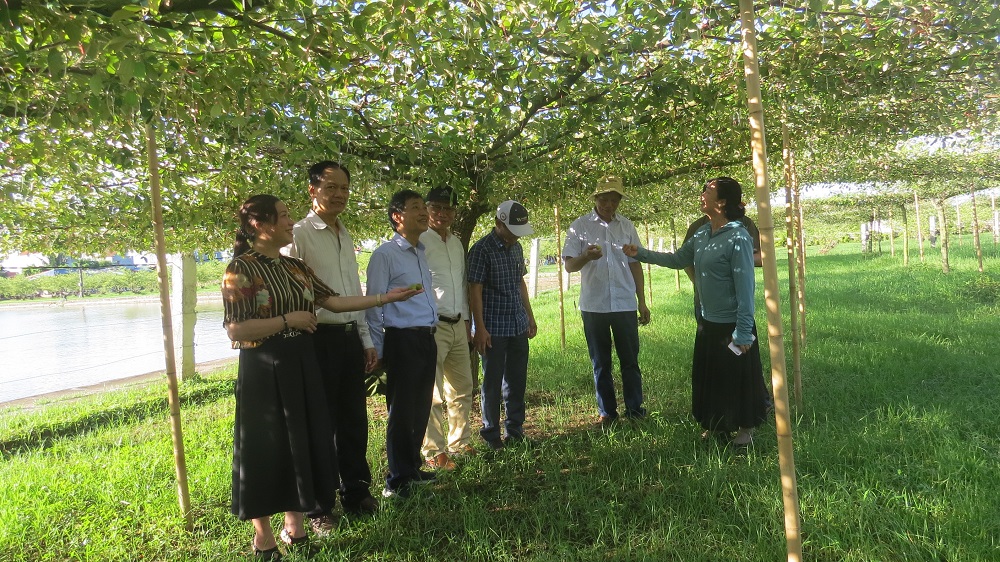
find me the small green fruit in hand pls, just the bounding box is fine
[408,284,423,290]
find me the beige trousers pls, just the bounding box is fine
[421,320,475,458]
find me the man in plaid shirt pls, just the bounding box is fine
[467,200,538,450]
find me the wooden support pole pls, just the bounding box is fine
[914,192,925,263]
[971,187,983,273]
[781,116,803,411]
[528,238,540,298]
[992,195,998,247]
[739,2,802,559]
[901,203,909,267]
[146,122,193,531]
[935,199,950,273]
[554,205,566,350]
[791,153,807,348]
[645,223,653,306]
[671,218,680,291]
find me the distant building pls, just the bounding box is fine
[0,252,49,274]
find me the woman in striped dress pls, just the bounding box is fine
[222,194,419,559]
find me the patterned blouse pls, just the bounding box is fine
[221,250,338,349]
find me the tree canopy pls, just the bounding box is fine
[2,0,998,253]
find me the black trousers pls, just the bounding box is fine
[310,324,374,512]
[383,328,437,491]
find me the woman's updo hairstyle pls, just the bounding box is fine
[708,177,746,221]
[233,194,280,257]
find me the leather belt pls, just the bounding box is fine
[316,321,356,333]
[438,314,461,324]
[387,326,437,335]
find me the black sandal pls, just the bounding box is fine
[252,544,282,561]
[279,528,309,547]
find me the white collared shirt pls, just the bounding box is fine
[285,210,373,349]
[562,209,643,313]
[419,228,470,320]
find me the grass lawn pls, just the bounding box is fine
[1,239,999,561]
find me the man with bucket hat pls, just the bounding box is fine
[563,176,649,427]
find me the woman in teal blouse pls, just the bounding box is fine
[624,177,767,446]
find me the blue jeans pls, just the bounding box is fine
[582,311,645,418]
[479,334,529,442]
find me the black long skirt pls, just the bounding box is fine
[231,333,338,521]
[691,319,768,433]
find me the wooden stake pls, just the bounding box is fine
[645,223,653,306]
[791,149,807,348]
[671,217,680,291]
[971,186,984,273]
[901,203,909,266]
[914,192,925,263]
[935,199,951,273]
[739,2,802,559]
[554,204,566,350]
[993,195,998,247]
[889,209,895,257]
[146,123,193,531]
[781,116,803,411]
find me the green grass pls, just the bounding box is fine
[2,239,1000,560]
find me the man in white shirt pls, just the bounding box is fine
[562,176,650,426]
[419,187,476,470]
[286,161,379,529]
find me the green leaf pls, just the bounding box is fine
[89,73,104,95]
[47,49,65,78]
[223,28,238,49]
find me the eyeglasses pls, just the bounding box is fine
[427,204,456,213]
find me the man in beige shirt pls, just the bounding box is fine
[419,187,476,470]
[286,160,379,530]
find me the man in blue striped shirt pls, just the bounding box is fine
[468,200,537,450]
[365,189,438,498]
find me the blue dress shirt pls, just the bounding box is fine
[365,233,438,358]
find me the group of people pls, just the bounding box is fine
[221,165,770,560]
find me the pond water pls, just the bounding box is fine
[0,298,238,403]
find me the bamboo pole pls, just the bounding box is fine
[889,209,895,257]
[645,223,653,306]
[671,217,680,291]
[992,195,998,247]
[554,204,566,350]
[874,208,882,254]
[914,192,925,262]
[781,117,803,410]
[935,199,950,273]
[902,204,910,265]
[739,2,802,559]
[955,203,962,246]
[146,122,193,531]
[791,152,807,348]
[971,186,984,273]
